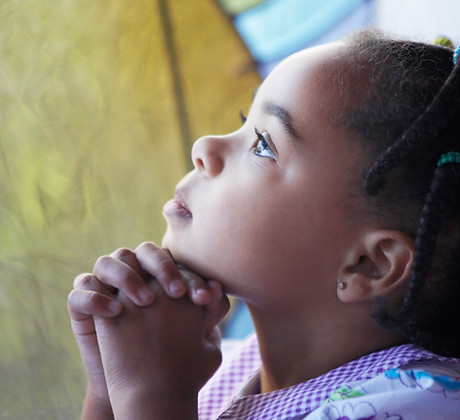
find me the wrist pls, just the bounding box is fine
[81,384,114,420]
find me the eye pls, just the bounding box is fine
[252,128,276,160]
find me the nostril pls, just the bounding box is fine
[193,156,205,171]
[191,135,225,176]
[191,137,206,171]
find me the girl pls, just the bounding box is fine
[68,30,460,419]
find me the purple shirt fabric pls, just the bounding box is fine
[198,333,457,420]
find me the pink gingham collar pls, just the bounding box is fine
[198,333,451,420]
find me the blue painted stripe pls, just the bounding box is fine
[234,0,366,62]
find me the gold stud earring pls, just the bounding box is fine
[338,281,347,290]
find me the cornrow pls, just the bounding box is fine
[343,30,460,356]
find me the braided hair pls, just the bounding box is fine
[341,30,460,357]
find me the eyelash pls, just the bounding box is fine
[253,128,276,160]
[239,110,247,124]
[239,111,276,161]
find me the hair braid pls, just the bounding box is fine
[366,58,460,195]
[344,30,460,356]
[397,162,460,355]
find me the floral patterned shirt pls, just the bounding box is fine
[198,334,460,419]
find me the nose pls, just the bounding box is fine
[191,135,226,177]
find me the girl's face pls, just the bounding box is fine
[162,42,368,311]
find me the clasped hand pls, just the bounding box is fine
[68,242,230,420]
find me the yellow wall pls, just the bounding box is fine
[0,1,260,417]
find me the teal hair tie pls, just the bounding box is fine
[437,151,460,166]
[454,44,460,64]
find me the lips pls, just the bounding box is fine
[162,189,192,219]
[175,190,193,218]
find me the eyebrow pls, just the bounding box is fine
[262,101,301,144]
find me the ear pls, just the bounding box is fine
[337,230,414,303]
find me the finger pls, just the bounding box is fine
[71,274,120,316]
[93,256,155,306]
[203,281,230,334]
[110,247,147,279]
[205,326,222,348]
[73,272,117,295]
[179,267,212,305]
[68,288,122,322]
[134,242,187,298]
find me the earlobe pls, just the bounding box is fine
[337,230,414,303]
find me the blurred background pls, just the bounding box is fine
[1,0,459,418]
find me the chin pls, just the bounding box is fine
[162,238,222,287]
[161,232,239,296]
[162,234,200,272]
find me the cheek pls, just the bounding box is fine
[195,195,305,275]
[171,189,276,275]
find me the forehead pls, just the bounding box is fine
[253,42,353,140]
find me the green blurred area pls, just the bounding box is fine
[217,0,265,15]
[0,0,259,417]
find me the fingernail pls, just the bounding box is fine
[196,288,210,298]
[208,280,223,298]
[108,300,121,314]
[195,288,211,304]
[137,287,154,305]
[169,280,184,296]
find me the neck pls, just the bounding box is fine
[247,302,406,393]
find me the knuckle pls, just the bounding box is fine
[112,247,133,260]
[94,255,111,272]
[96,254,110,265]
[117,275,134,290]
[73,273,93,288]
[136,241,157,253]
[157,267,177,285]
[87,290,104,308]
[155,252,175,273]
